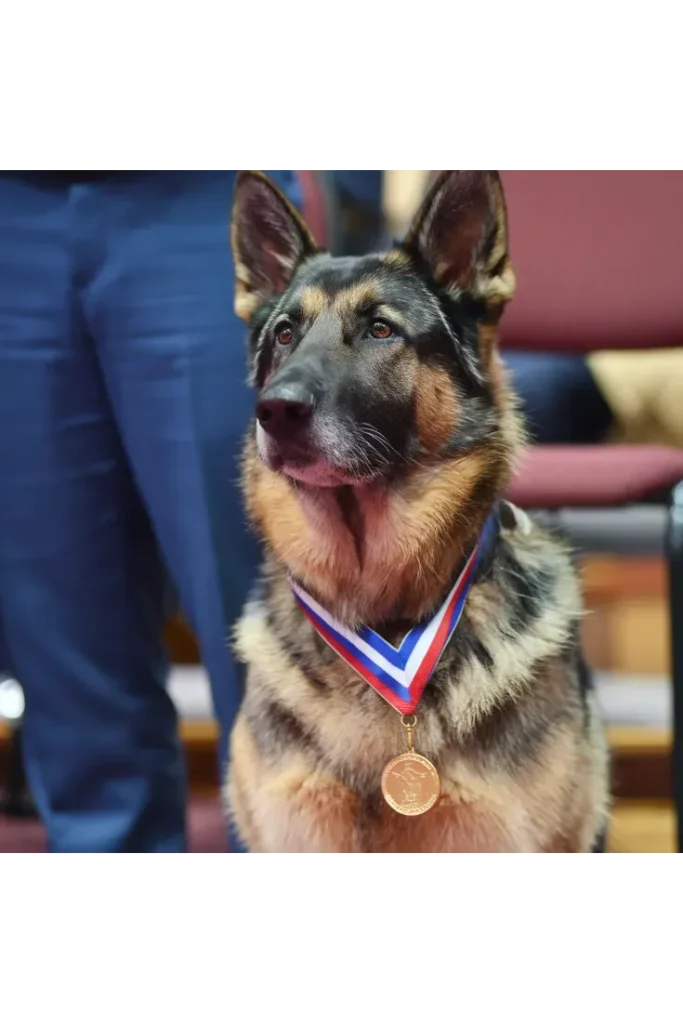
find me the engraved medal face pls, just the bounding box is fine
[381,752,440,816]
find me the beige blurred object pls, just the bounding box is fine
[383,171,431,235]
[589,349,683,447]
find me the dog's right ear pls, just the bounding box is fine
[403,170,514,310]
[231,171,318,322]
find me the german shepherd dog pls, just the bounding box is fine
[226,170,609,852]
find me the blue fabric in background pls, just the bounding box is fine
[330,170,383,208]
[505,352,613,445]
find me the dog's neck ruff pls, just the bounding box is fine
[290,512,498,715]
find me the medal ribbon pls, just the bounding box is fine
[291,514,495,715]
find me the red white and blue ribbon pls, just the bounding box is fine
[291,518,493,716]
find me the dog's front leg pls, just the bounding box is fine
[253,768,362,853]
[227,712,361,853]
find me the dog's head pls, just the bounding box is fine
[232,170,518,488]
[231,170,522,619]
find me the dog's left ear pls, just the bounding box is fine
[403,171,515,312]
[231,171,318,322]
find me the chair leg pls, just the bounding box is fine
[666,481,683,852]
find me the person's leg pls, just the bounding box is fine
[329,171,386,255]
[0,174,184,852]
[504,352,614,444]
[82,171,301,850]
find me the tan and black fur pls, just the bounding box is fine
[226,170,609,852]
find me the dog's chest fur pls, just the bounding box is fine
[230,524,609,852]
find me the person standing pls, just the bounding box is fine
[0,171,301,852]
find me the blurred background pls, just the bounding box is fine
[1,170,682,852]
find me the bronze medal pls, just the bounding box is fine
[382,751,440,816]
[381,714,440,816]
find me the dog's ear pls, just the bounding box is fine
[403,171,515,311]
[231,171,318,322]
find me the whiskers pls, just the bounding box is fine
[349,422,420,475]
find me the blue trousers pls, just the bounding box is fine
[330,171,383,208]
[0,171,300,852]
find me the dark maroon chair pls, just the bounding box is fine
[297,171,334,249]
[500,171,683,849]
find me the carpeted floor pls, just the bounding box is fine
[0,797,228,853]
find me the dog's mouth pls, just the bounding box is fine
[278,459,373,488]
[256,422,384,489]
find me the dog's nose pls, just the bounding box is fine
[256,384,315,438]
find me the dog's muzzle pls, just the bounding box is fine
[256,359,326,463]
[256,381,316,445]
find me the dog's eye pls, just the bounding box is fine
[369,321,393,340]
[275,324,293,346]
